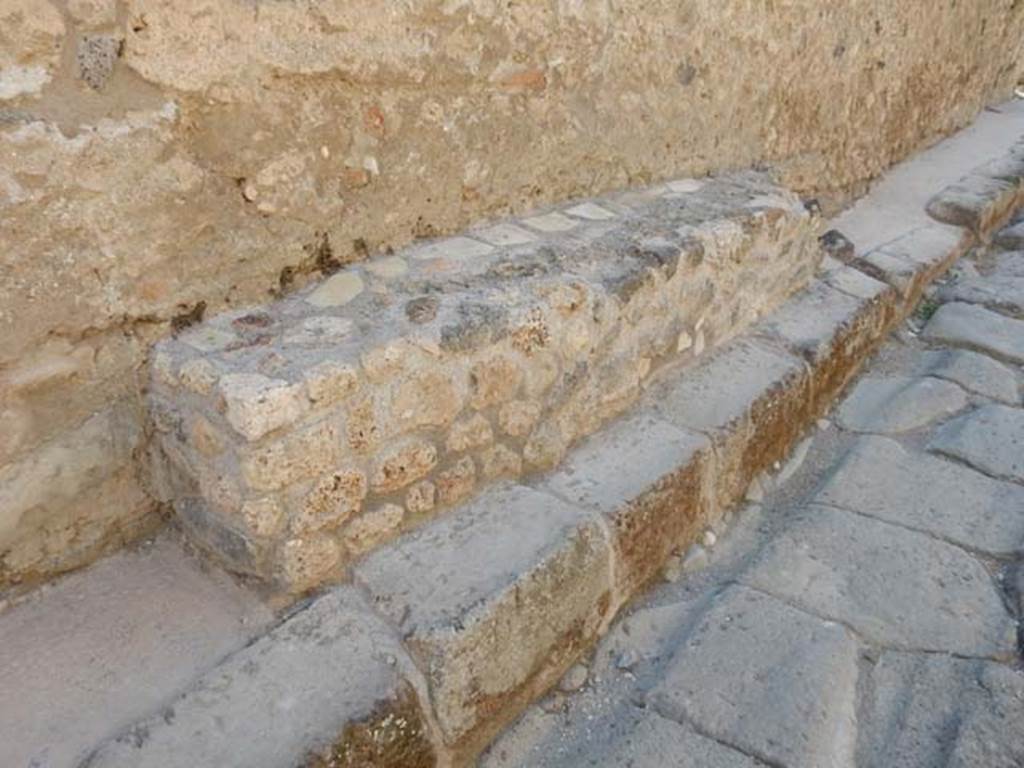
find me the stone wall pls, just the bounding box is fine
[2,0,1023,590]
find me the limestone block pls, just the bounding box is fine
[82,588,436,768]
[356,484,613,749]
[540,412,712,598]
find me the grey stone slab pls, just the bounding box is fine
[817,436,1024,556]
[741,505,1016,657]
[576,712,765,768]
[929,404,1024,483]
[939,272,1024,317]
[83,587,434,768]
[649,585,859,768]
[994,220,1024,250]
[835,376,967,434]
[924,302,1024,365]
[538,411,712,595]
[355,483,613,744]
[859,652,1024,768]
[0,533,274,768]
[916,348,1020,404]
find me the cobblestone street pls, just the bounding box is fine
[484,225,1024,767]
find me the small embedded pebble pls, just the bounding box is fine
[559,663,589,693]
[702,530,717,548]
[616,649,641,671]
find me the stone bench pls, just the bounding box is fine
[146,172,821,591]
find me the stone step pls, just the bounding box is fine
[146,172,822,592]
[79,143,1024,767]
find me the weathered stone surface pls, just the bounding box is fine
[533,712,764,768]
[355,484,612,749]
[924,302,1024,364]
[834,376,967,433]
[942,270,1024,316]
[915,348,1020,404]
[82,587,435,768]
[650,586,859,768]
[926,174,1022,234]
[857,223,965,305]
[859,652,1024,768]
[742,505,1016,657]
[145,173,820,589]
[928,404,1024,483]
[755,275,899,413]
[817,436,1024,555]
[539,411,712,597]
[0,533,274,768]
[648,338,810,515]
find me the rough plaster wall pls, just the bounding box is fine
[1,0,1022,590]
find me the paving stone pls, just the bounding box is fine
[994,220,1024,249]
[355,483,613,748]
[83,587,435,768]
[939,271,1024,317]
[859,652,1024,768]
[817,435,1024,555]
[647,338,811,515]
[834,375,967,433]
[649,585,859,768]
[571,713,765,768]
[916,348,1020,404]
[539,411,712,597]
[741,504,1016,657]
[929,403,1024,482]
[924,301,1024,364]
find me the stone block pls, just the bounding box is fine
[818,436,1024,556]
[756,275,899,413]
[924,302,1024,365]
[355,484,613,752]
[834,376,967,434]
[82,588,437,768]
[928,404,1024,483]
[926,173,1023,236]
[539,411,712,598]
[742,504,1017,657]
[650,585,859,768]
[647,338,811,515]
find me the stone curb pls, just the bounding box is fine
[925,139,1024,237]
[81,150,1024,767]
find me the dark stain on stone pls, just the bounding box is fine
[820,229,856,263]
[440,302,510,352]
[170,301,207,334]
[405,296,439,324]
